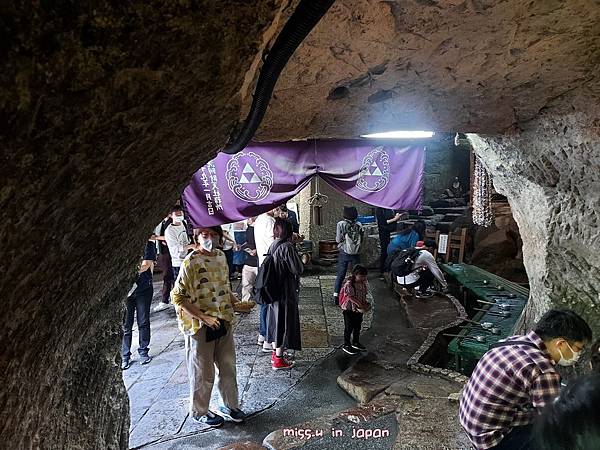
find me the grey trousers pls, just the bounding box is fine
[184,324,239,416]
[241,265,258,302]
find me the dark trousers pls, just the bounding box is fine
[489,425,534,450]
[224,249,234,278]
[379,231,391,274]
[343,310,363,346]
[259,303,268,337]
[335,251,361,294]
[172,265,181,281]
[159,252,174,304]
[122,288,153,359]
[405,268,435,292]
[417,269,435,291]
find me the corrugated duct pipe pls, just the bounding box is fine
[222,0,336,155]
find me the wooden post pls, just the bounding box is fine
[458,228,467,263]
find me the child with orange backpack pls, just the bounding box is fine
[339,265,371,355]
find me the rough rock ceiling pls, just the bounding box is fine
[255,0,600,140]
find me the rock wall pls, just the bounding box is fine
[0,2,290,448]
[423,140,470,204]
[256,0,600,139]
[469,95,600,334]
[471,202,527,284]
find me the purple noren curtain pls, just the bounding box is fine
[183,140,424,227]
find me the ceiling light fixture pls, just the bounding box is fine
[360,130,435,139]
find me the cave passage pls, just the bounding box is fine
[120,134,531,448]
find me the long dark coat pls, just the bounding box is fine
[265,239,304,350]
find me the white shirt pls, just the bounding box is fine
[165,223,190,267]
[221,223,235,251]
[254,213,276,266]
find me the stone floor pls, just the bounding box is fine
[259,286,471,450]
[123,273,374,449]
[124,271,471,450]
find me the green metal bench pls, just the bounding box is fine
[441,263,529,374]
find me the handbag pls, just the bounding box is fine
[205,319,228,342]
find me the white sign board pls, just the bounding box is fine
[438,234,449,254]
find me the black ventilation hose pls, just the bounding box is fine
[222,0,336,155]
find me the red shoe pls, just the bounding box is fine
[272,355,294,370]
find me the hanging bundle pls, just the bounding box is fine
[308,177,328,226]
[472,155,494,227]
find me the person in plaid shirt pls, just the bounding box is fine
[459,309,592,450]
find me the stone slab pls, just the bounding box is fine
[336,328,431,403]
[219,441,266,450]
[301,330,329,348]
[337,357,404,404]
[128,377,167,427]
[400,294,460,330]
[128,396,188,448]
[406,377,464,399]
[167,361,188,384]
[393,397,471,450]
[263,399,399,450]
[299,314,326,326]
[300,278,321,288]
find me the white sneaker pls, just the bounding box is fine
[153,302,171,312]
[257,335,265,346]
[262,342,273,353]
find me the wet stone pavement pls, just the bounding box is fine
[123,274,374,449]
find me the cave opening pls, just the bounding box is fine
[120,132,533,446]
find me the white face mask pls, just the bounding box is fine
[557,341,582,366]
[172,214,183,223]
[198,235,218,252]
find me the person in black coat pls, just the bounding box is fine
[265,218,304,370]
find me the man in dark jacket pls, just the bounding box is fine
[278,205,300,234]
[122,234,157,369]
[376,207,402,279]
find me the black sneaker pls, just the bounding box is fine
[191,411,225,427]
[351,342,367,351]
[121,358,131,370]
[219,406,246,423]
[415,291,433,299]
[139,355,153,365]
[332,296,339,305]
[342,345,359,355]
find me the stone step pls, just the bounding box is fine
[441,213,463,222]
[432,206,469,215]
[336,328,430,404]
